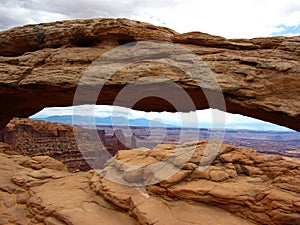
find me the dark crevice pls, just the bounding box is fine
[239,60,259,67]
[70,37,101,47]
[148,27,159,31]
[70,28,102,47]
[49,44,63,49]
[117,38,137,46]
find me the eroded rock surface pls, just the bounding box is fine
[0,18,299,131]
[0,143,134,225]
[0,118,135,171]
[96,140,300,225]
[0,141,299,225]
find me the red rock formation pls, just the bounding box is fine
[1,141,299,225]
[106,129,137,155]
[0,118,137,171]
[0,18,299,131]
[108,129,128,155]
[98,140,300,225]
[0,118,89,171]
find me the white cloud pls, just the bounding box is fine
[138,0,300,38]
[0,0,300,38]
[0,1,68,29]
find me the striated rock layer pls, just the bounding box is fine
[0,118,135,171]
[0,18,299,131]
[0,141,299,225]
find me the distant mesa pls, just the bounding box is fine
[32,115,171,128]
[0,118,136,171]
[31,114,300,159]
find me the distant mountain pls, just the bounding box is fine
[31,115,295,132]
[223,122,295,132]
[31,115,178,128]
[33,115,73,124]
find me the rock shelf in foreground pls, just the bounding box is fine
[0,141,299,225]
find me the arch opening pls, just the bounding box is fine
[0,105,299,172]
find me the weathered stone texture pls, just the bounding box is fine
[0,18,299,131]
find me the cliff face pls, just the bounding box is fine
[0,141,299,225]
[0,118,134,171]
[0,18,299,131]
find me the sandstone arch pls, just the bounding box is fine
[0,18,299,131]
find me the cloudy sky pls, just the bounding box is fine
[31,106,294,131]
[2,0,298,131]
[1,0,300,37]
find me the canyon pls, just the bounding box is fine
[1,117,299,174]
[0,118,136,172]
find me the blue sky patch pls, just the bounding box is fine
[272,23,300,36]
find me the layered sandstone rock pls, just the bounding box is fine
[0,118,135,171]
[0,143,134,225]
[0,18,299,131]
[91,140,300,225]
[0,118,91,171]
[1,141,299,225]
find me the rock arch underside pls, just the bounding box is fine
[0,18,299,131]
